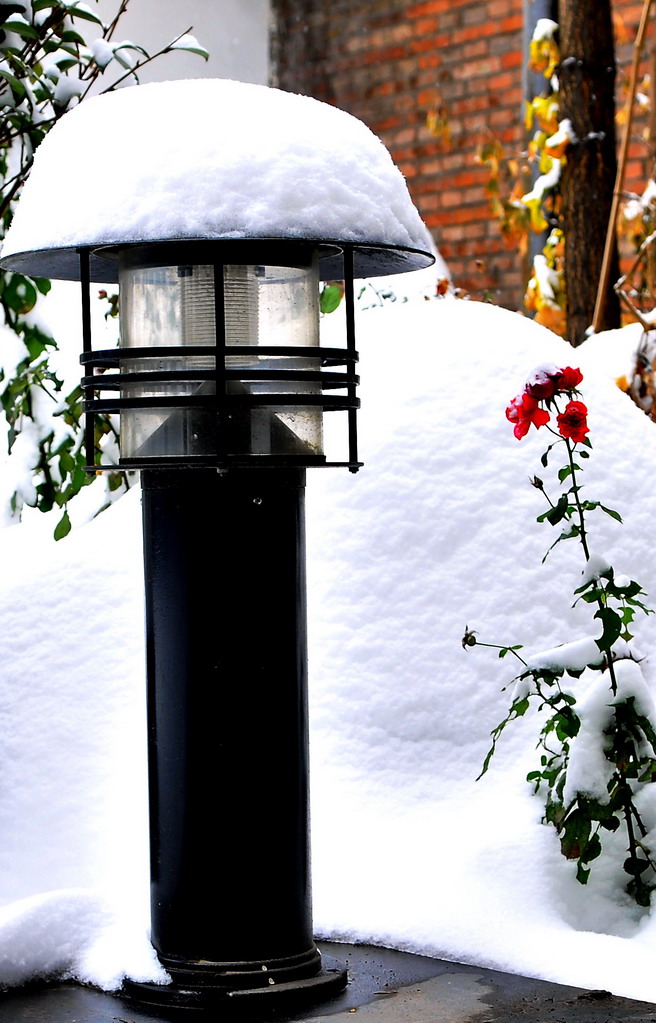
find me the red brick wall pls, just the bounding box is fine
[271,1,655,310]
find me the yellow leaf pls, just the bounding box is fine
[535,302,566,335]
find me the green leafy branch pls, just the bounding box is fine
[466,375,656,906]
[0,0,208,536]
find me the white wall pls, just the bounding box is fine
[94,0,269,85]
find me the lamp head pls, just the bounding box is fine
[1,79,435,470]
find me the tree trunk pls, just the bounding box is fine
[559,0,620,345]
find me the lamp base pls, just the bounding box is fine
[121,956,347,1013]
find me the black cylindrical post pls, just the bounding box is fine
[124,467,346,1010]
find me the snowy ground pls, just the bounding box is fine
[2,294,656,1000]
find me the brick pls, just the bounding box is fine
[407,0,446,15]
[407,0,469,15]
[370,115,403,132]
[413,16,439,35]
[486,71,516,91]
[452,57,502,80]
[418,192,442,211]
[463,5,488,26]
[417,87,438,106]
[501,50,523,70]
[362,44,409,64]
[409,36,442,54]
[463,40,490,60]
[487,0,516,15]
[452,94,495,116]
[367,80,397,98]
[500,14,523,33]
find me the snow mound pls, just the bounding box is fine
[2,297,656,1000]
[2,78,433,274]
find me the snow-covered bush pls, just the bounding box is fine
[468,364,656,908]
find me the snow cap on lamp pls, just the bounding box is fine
[1,78,434,282]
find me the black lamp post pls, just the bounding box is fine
[1,79,433,1014]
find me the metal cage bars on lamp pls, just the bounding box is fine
[78,242,362,474]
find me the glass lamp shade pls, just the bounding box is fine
[116,247,323,464]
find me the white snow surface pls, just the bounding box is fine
[2,78,432,259]
[533,18,558,41]
[527,636,605,672]
[4,299,656,998]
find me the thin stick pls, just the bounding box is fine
[592,0,654,334]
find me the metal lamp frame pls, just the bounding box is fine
[78,242,363,473]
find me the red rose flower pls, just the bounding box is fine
[506,392,550,439]
[525,368,558,400]
[555,366,583,392]
[556,400,589,443]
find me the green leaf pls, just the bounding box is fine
[541,523,580,563]
[478,695,530,779]
[53,509,71,541]
[320,283,343,314]
[33,277,52,296]
[59,449,75,475]
[558,463,580,482]
[111,49,135,70]
[594,607,622,651]
[628,878,653,908]
[0,68,26,99]
[577,588,604,604]
[560,811,590,859]
[25,335,47,361]
[2,274,38,314]
[66,3,104,24]
[540,440,558,468]
[581,832,602,863]
[545,494,570,526]
[632,706,656,756]
[537,495,571,526]
[59,28,86,44]
[54,57,79,72]
[3,19,39,40]
[167,36,209,60]
[624,856,651,877]
[554,706,580,741]
[600,504,622,523]
[498,644,523,658]
[113,41,149,58]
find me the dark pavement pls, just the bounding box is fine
[1,942,655,1022]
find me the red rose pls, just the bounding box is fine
[555,366,583,391]
[506,392,550,439]
[525,368,558,400]
[556,400,589,443]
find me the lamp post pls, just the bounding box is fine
[1,78,434,1013]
